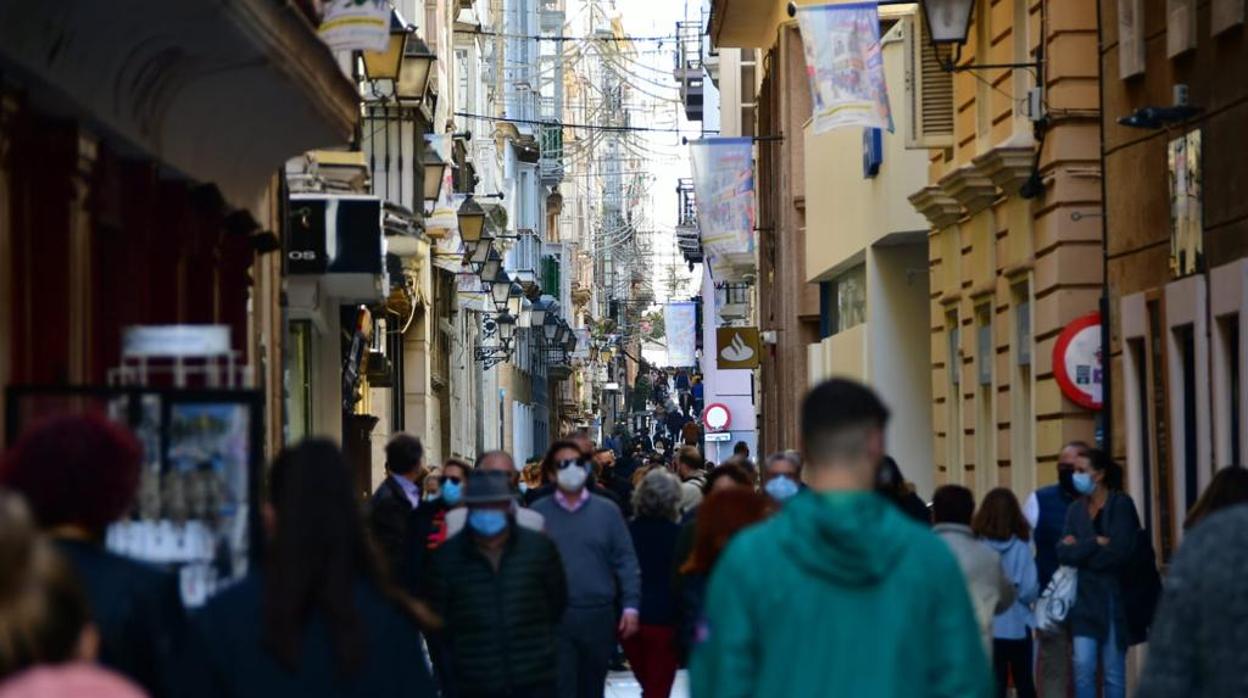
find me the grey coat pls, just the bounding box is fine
[1137,504,1248,697]
[1056,491,1140,648]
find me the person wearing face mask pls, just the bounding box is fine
[761,451,803,505]
[443,451,546,538]
[1057,449,1140,698]
[404,459,471,596]
[424,470,567,698]
[1021,440,1087,697]
[530,442,641,698]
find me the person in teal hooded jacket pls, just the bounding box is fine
[690,379,993,698]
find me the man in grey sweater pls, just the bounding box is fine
[532,441,641,698]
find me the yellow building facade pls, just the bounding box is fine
[909,0,1103,497]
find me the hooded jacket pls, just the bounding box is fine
[690,491,993,698]
[983,536,1039,640]
[933,524,1016,657]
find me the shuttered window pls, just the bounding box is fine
[1166,0,1198,58]
[1118,0,1145,79]
[904,13,954,150]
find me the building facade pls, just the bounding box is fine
[805,13,935,498]
[1103,0,1248,560]
[910,0,1103,498]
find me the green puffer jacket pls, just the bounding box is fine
[425,526,567,696]
[690,490,993,698]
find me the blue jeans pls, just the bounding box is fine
[1072,600,1125,698]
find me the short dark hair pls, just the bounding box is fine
[800,379,890,464]
[675,445,704,471]
[931,485,975,526]
[593,447,614,456]
[542,440,585,478]
[703,463,752,494]
[733,441,749,455]
[385,434,423,475]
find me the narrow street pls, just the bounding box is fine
[1,0,1246,696]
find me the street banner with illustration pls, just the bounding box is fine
[664,302,698,368]
[318,0,390,52]
[795,2,894,134]
[688,138,756,280]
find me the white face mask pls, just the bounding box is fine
[557,463,589,492]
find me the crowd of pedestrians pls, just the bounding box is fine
[4,378,1248,697]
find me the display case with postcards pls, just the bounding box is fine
[5,386,263,608]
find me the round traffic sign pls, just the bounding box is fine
[703,403,731,431]
[1052,312,1103,411]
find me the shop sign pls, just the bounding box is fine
[123,325,231,358]
[716,327,761,369]
[318,0,390,52]
[1168,130,1203,277]
[1053,312,1103,410]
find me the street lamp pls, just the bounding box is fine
[397,36,436,104]
[362,11,410,82]
[490,272,513,311]
[496,311,516,345]
[563,331,579,356]
[422,136,448,203]
[481,249,504,284]
[458,196,486,244]
[506,283,525,317]
[542,314,560,342]
[530,297,551,328]
[921,0,976,45]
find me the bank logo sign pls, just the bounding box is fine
[716,327,761,370]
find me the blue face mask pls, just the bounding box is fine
[765,475,800,502]
[1072,472,1096,496]
[468,509,508,537]
[441,480,463,506]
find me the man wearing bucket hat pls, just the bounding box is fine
[425,470,568,698]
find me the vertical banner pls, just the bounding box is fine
[318,0,390,52]
[665,302,698,368]
[688,138,756,279]
[1168,130,1202,277]
[795,2,894,134]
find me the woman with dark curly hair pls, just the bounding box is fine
[1,414,185,697]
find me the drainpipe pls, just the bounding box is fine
[1095,0,1113,457]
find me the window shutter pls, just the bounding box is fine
[1213,0,1246,35]
[904,14,954,150]
[1167,0,1198,58]
[1118,0,1145,79]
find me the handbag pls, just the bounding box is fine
[1033,565,1078,634]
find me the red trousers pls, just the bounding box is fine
[622,624,678,698]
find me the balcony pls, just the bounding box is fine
[507,229,542,287]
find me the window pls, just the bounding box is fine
[831,265,866,335]
[903,13,954,149]
[975,306,994,493]
[1164,274,1210,546]
[1149,301,1175,559]
[1011,283,1034,495]
[1129,337,1154,540]
[1211,260,1248,468]
[1177,324,1199,512]
[946,311,963,484]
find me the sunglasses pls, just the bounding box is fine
[557,458,587,470]
[440,475,463,485]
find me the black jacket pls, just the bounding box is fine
[369,476,416,580]
[1057,491,1140,647]
[628,517,681,626]
[178,574,435,698]
[56,539,186,698]
[425,526,567,696]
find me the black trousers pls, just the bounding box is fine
[994,636,1037,698]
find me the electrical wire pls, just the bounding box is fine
[454,28,678,42]
[454,111,716,134]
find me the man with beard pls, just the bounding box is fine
[1023,440,1089,698]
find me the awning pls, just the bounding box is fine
[0,0,358,220]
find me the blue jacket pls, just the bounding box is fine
[1032,484,1075,589]
[984,537,1039,640]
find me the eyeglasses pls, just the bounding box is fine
[441,475,463,485]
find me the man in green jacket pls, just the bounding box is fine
[690,379,993,698]
[426,470,567,698]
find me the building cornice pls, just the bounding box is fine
[909,186,965,230]
[939,165,999,217]
[974,146,1036,197]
